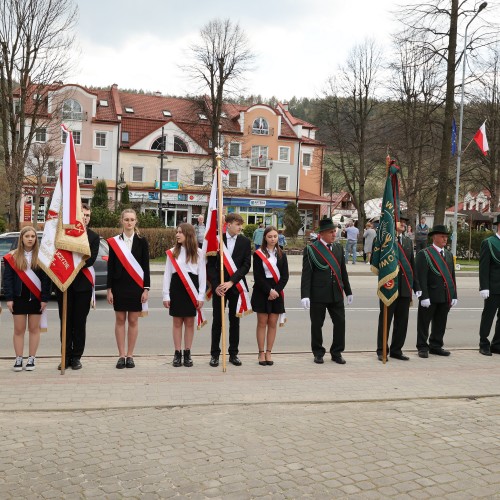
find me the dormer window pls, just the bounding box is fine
[62,99,83,120]
[99,100,109,107]
[221,112,227,118]
[125,107,134,113]
[252,117,269,135]
[163,110,172,117]
[198,113,208,120]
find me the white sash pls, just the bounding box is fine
[222,244,252,317]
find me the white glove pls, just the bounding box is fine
[347,295,353,305]
[301,298,310,310]
[480,290,490,300]
[420,298,431,308]
[451,299,458,307]
[415,291,422,298]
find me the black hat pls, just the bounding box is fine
[494,214,500,225]
[317,217,336,232]
[428,224,450,236]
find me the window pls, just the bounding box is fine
[228,173,238,188]
[193,170,204,185]
[122,131,130,143]
[252,117,269,135]
[250,174,266,195]
[125,107,134,113]
[95,132,107,147]
[35,128,47,143]
[302,153,311,167]
[73,131,81,145]
[251,145,268,167]
[132,166,143,182]
[277,176,288,191]
[163,110,172,117]
[161,169,178,182]
[84,164,92,179]
[229,142,241,157]
[174,136,188,152]
[198,113,208,120]
[279,146,290,162]
[62,99,83,120]
[99,100,109,107]
[151,136,167,151]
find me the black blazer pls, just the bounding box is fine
[68,228,100,293]
[206,234,251,290]
[301,242,352,303]
[398,234,420,298]
[106,234,150,289]
[479,236,500,294]
[3,256,51,302]
[252,251,289,295]
[416,246,457,303]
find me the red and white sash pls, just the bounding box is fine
[166,249,207,329]
[222,244,252,317]
[4,253,48,331]
[82,266,96,308]
[255,249,286,326]
[107,235,148,315]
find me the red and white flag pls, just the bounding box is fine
[473,121,489,156]
[38,126,90,291]
[202,171,219,257]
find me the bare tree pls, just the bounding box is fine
[184,18,254,170]
[0,0,78,229]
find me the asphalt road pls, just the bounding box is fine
[0,275,485,358]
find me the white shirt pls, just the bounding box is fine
[123,233,134,251]
[263,248,278,279]
[162,246,206,301]
[432,243,445,255]
[226,232,237,256]
[24,250,33,267]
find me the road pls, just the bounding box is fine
[0,275,485,358]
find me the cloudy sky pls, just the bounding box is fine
[71,0,495,100]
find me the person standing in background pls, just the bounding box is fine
[345,222,359,264]
[415,217,429,253]
[253,223,265,250]
[363,222,377,265]
[195,215,205,249]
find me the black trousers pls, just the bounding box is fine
[56,287,92,360]
[310,301,345,357]
[211,290,240,356]
[416,302,450,351]
[377,297,411,355]
[479,294,500,350]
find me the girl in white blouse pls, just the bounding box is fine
[163,223,206,367]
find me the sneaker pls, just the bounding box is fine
[25,356,36,371]
[13,357,23,372]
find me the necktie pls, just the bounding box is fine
[440,250,444,257]
[327,244,332,251]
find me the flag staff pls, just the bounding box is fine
[382,154,391,365]
[215,147,227,372]
[60,290,68,374]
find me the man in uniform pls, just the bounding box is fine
[478,214,500,355]
[416,225,457,358]
[376,216,421,361]
[301,217,353,364]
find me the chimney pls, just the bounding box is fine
[282,102,289,111]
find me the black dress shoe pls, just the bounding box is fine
[116,357,126,369]
[377,354,388,362]
[229,355,242,366]
[71,358,82,370]
[126,357,135,368]
[429,348,451,356]
[183,349,193,367]
[390,353,410,361]
[490,347,500,354]
[209,356,219,367]
[172,350,182,367]
[332,355,346,364]
[58,359,71,370]
[314,355,324,364]
[418,350,429,358]
[479,347,492,356]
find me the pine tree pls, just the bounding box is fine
[92,180,109,209]
[283,202,302,238]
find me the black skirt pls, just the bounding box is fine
[12,283,42,315]
[169,272,199,318]
[251,277,285,314]
[111,272,143,312]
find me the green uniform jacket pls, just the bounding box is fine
[416,247,457,303]
[479,235,500,294]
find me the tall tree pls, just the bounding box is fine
[0,0,78,229]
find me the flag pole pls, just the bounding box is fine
[215,148,227,373]
[60,290,68,375]
[382,154,391,365]
[461,137,475,156]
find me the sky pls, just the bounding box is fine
[71,0,496,100]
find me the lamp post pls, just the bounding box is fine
[452,1,487,257]
[157,126,166,224]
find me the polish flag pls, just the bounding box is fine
[202,171,219,256]
[473,121,489,156]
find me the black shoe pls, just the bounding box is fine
[183,349,193,367]
[429,348,451,356]
[116,357,126,369]
[479,346,492,356]
[125,357,135,368]
[377,354,388,362]
[172,350,182,367]
[314,355,324,364]
[209,355,219,367]
[490,347,500,354]
[418,350,429,358]
[229,355,242,366]
[265,350,274,366]
[332,354,346,365]
[390,353,410,361]
[258,351,266,366]
[71,358,82,370]
[58,359,71,370]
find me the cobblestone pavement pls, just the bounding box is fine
[1,352,499,499]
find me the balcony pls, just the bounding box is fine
[248,187,271,196]
[248,126,274,136]
[248,158,273,169]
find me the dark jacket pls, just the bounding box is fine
[479,235,500,294]
[252,251,289,295]
[206,233,252,290]
[301,241,352,303]
[106,234,150,289]
[68,228,100,293]
[3,256,51,303]
[398,234,420,298]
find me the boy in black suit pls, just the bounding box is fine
[206,213,251,367]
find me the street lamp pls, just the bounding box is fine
[452,1,487,257]
[157,126,166,223]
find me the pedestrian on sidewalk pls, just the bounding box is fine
[163,223,206,367]
[278,229,286,250]
[251,226,289,366]
[363,222,376,265]
[477,214,500,356]
[415,217,429,253]
[107,209,150,369]
[195,215,205,249]
[253,223,265,250]
[301,217,353,365]
[416,225,457,358]
[345,221,359,264]
[3,226,51,372]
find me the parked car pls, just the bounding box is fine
[0,231,109,294]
